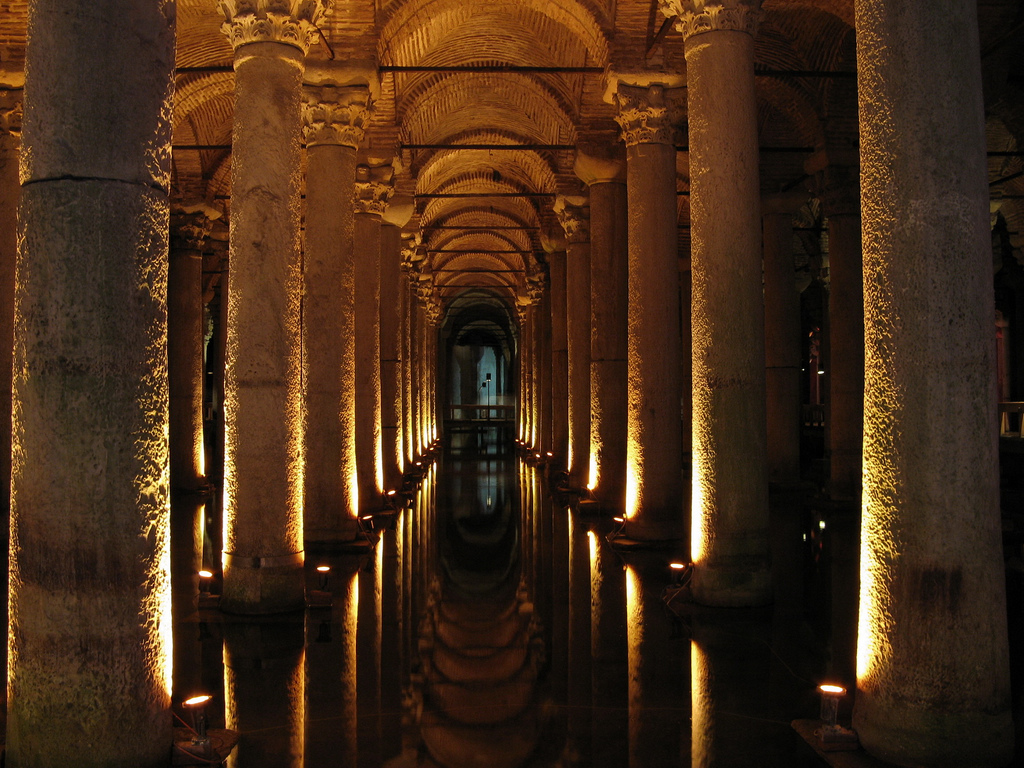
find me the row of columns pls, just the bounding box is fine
[511,1,1012,765]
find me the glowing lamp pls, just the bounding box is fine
[818,684,845,727]
[818,520,826,530]
[669,562,686,570]
[198,569,214,594]
[316,565,331,591]
[183,694,212,745]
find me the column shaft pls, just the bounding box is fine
[853,1,1012,763]
[588,179,628,509]
[762,210,801,485]
[548,248,569,462]
[380,222,404,492]
[616,83,684,540]
[682,15,771,604]
[9,0,175,763]
[222,39,306,613]
[303,135,358,539]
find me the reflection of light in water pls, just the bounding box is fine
[691,640,713,768]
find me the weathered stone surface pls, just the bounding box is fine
[21,0,175,188]
[10,180,172,767]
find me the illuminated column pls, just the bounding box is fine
[168,208,213,699]
[555,194,591,488]
[301,67,373,542]
[354,159,394,512]
[400,257,414,465]
[807,151,863,501]
[169,208,214,494]
[8,0,175,763]
[761,193,802,485]
[613,80,685,540]
[853,1,1013,764]
[220,0,327,614]
[538,285,553,454]
[0,77,20,716]
[380,199,413,493]
[576,147,628,509]
[544,233,569,464]
[665,1,772,605]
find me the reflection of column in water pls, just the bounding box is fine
[567,509,593,762]
[223,621,305,768]
[381,519,405,760]
[304,565,358,767]
[626,557,686,768]
[690,611,774,768]
[357,542,384,768]
[690,639,713,768]
[590,530,628,768]
[172,497,206,701]
[403,505,415,691]
[535,467,553,642]
[550,504,570,704]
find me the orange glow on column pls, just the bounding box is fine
[856,483,895,685]
[588,451,598,491]
[690,462,706,563]
[625,452,640,520]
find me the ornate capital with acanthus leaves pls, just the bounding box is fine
[614,83,685,147]
[302,84,372,148]
[0,88,21,150]
[553,194,590,244]
[659,0,762,41]
[171,209,216,252]
[218,0,331,54]
[354,162,394,215]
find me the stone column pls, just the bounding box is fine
[301,66,373,543]
[807,151,863,501]
[0,78,21,723]
[555,194,591,489]
[576,147,628,510]
[663,0,772,605]
[168,206,214,700]
[543,231,569,465]
[9,1,175,764]
[353,159,394,513]
[380,199,413,493]
[761,193,804,486]
[613,80,685,541]
[853,1,1013,764]
[219,0,326,614]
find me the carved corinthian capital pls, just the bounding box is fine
[0,89,22,149]
[659,0,762,40]
[302,85,372,148]
[354,162,395,215]
[171,209,216,252]
[553,194,590,244]
[218,0,331,54]
[614,83,685,147]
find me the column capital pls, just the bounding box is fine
[526,262,548,303]
[0,88,22,148]
[218,0,331,54]
[553,194,590,244]
[660,0,762,41]
[805,148,860,218]
[170,205,220,252]
[613,82,685,148]
[301,84,372,148]
[574,144,626,185]
[354,162,395,215]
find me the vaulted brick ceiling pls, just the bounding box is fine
[1,0,1022,315]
